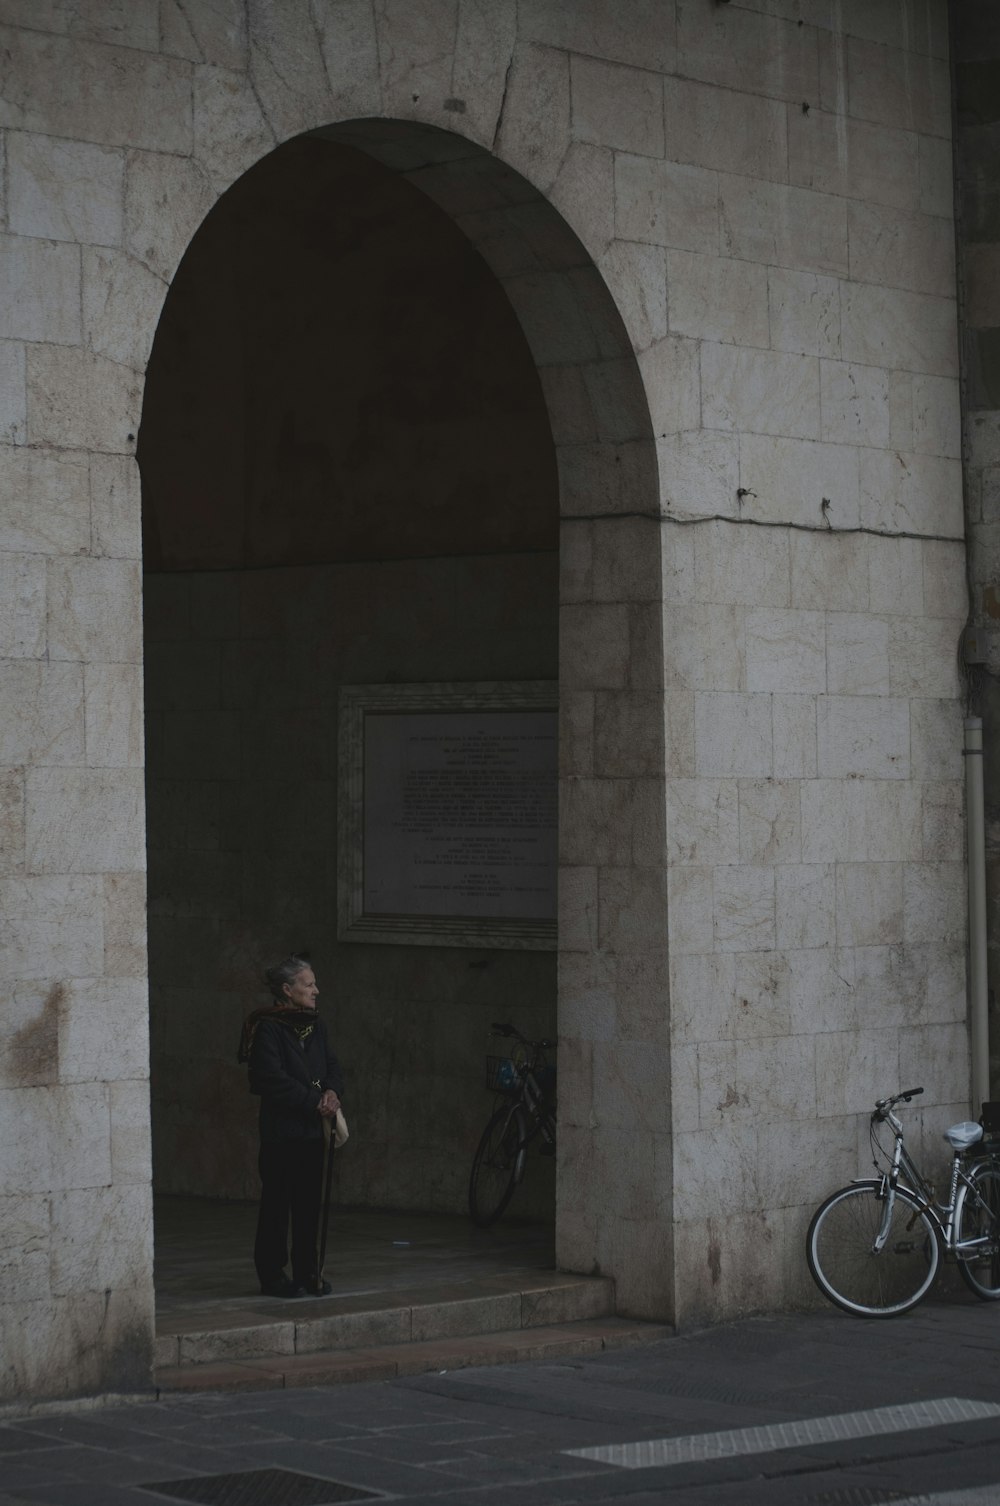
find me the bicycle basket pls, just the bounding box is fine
[485,1055,518,1093]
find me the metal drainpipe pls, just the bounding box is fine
[966,716,990,1113]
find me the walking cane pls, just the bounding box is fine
[317,1116,336,1285]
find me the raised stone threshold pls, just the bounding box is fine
[155,1271,671,1394]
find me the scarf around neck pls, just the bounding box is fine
[237,1005,320,1063]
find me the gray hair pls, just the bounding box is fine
[264,954,311,1001]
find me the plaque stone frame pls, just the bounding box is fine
[337,681,558,949]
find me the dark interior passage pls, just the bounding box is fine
[140,132,559,1220]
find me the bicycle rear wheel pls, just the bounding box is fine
[806,1180,939,1317]
[956,1160,1000,1300]
[469,1104,526,1227]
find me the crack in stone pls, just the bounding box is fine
[562,509,964,547]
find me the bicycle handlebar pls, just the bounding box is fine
[490,1022,556,1051]
[873,1086,924,1119]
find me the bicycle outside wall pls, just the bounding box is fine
[468,1023,556,1227]
[807,1086,1000,1316]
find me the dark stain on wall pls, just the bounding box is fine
[9,982,62,1086]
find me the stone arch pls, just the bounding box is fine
[139,114,670,1318]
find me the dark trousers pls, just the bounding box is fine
[254,1138,325,1288]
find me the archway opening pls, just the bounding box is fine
[140,119,666,1323]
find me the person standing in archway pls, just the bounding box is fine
[238,956,344,1298]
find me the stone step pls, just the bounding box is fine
[154,1271,615,1370]
[155,1315,673,1395]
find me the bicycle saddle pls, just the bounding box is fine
[943,1120,984,1149]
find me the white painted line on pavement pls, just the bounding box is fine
[889,1491,1000,1505]
[563,1396,1000,1471]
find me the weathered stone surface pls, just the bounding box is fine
[0,662,84,766]
[124,149,215,282]
[0,339,26,445]
[549,143,614,260]
[739,435,860,529]
[47,556,142,663]
[789,109,920,210]
[84,662,143,768]
[519,0,676,73]
[495,43,570,192]
[695,692,773,778]
[616,155,718,253]
[768,267,841,358]
[703,344,820,440]
[848,200,956,299]
[49,1183,151,1298]
[90,453,142,560]
[0,551,45,659]
[657,431,739,517]
[676,1,818,103]
[664,74,786,181]
[0,445,90,556]
[159,0,248,69]
[818,694,910,778]
[826,612,890,695]
[8,133,124,245]
[776,863,836,950]
[571,55,663,158]
[26,767,144,874]
[823,33,951,139]
[821,360,890,448]
[720,176,848,277]
[663,602,743,691]
[0,232,81,344]
[668,250,769,349]
[637,334,700,436]
[26,346,142,453]
[192,63,275,187]
[841,282,958,376]
[0,0,159,50]
[82,248,166,371]
[58,978,148,1085]
[0,1081,110,1195]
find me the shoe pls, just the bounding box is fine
[259,1276,302,1299]
[301,1278,332,1297]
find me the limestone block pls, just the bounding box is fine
[657,431,739,518]
[663,602,743,691]
[0,338,26,444]
[828,35,950,139]
[570,55,663,158]
[889,617,960,699]
[495,43,570,192]
[663,75,786,182]
[801,778,921,863]
[543,366,600,449]
[815,1024,901,1118]
[193,64,275,189]
[0,232,81,345]
[840,283,957,377]
[668,864,714,956]
[835,861,903,946]
[776,863,835,950]
[739,434,860,530]
[903,861,964,947]
[731,949,793,1038]
[0,661,84,765]
[58,976,148,1086]
[0,1080,109,1195]
[670,950,737,1045]
[787,946,861,1036]
[597,866,667,954]
[672,1041,699,1132]
[673,1121,760,1222]
[159,0,248,69]
[897,1023,969,1110]
[591,1038,671,1136]
[83,662,143,768]
[558,865,597,953]
[0,445,90,556]
[7,132,124,246]
[0,766,23,876]
[109,1079,151,1186]
[558,951,615,1043]
[560,776,664,867]
[918,941,966,1026]
[672,1207,787,1323]
[790,531,869,611]
[788,108,919,211]
[759,1112,858,1210]
[82,248,166,371]
[0,1193,48,1305]
[0,29,193,152]
[746,608,825,694]
[919,132,953,218]
[826,613,889,695]
[666,778,739,866]
[861,449,963,540]
[549,144,615,260]
[889,372,961,458]
[676,1,817,102]
[0,552,45,659]
[447,0,518,148]
[104,871,148,978]
[591,1200,673,1315]
[559,518,593,602]
[713,864,775,952]
[693,520,790,608]
[696,693,773,778]
[661,523,696,604]
[47,556,141,663]
[920,543,965,621]
[49,1183,151,1297]
[910,697,962,782]
[867,534,923,616]
[246,0,341,141]
[0,1281,153,1401]
[26,346,142,454]
[664,690,696,779]
[0,0,159,49]
[706,1032,816,1126]
[768,267,841,359]
[559,691,593,780]
[773,694,818,779]
[967,413,1000,471]
[848,201,955,300]
[90,453,141,561]
[614,156,718,254]
[594,691,666,778]
[581,356,651,445]
[504,272,601,366]
[560,602,628,690]
[517,0,676,73]
[26,767,144,874]
[704,344,820,441]
[817,694,909,779]
[636,334,701,436]
[720,176,847,277]
[922,781,964,863]
[738,779,801,865]
[596,241,668,353]
[0,979,60,1088]
[124,149,215,283]
[820,360,890,449]
[667,250,769,349]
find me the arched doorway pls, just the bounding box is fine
[140,119,667,1319]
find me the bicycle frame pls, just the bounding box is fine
[866,1106,997,1258]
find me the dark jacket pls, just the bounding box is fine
[248,1013,344,1144]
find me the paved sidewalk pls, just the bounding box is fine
[4,1294,1000,1505]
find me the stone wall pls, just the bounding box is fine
[0,0,970,1400]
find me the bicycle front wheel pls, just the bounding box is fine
[956,1160,1000,1300]
[806,1181,939,1317]
[469,1105,526,1227]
